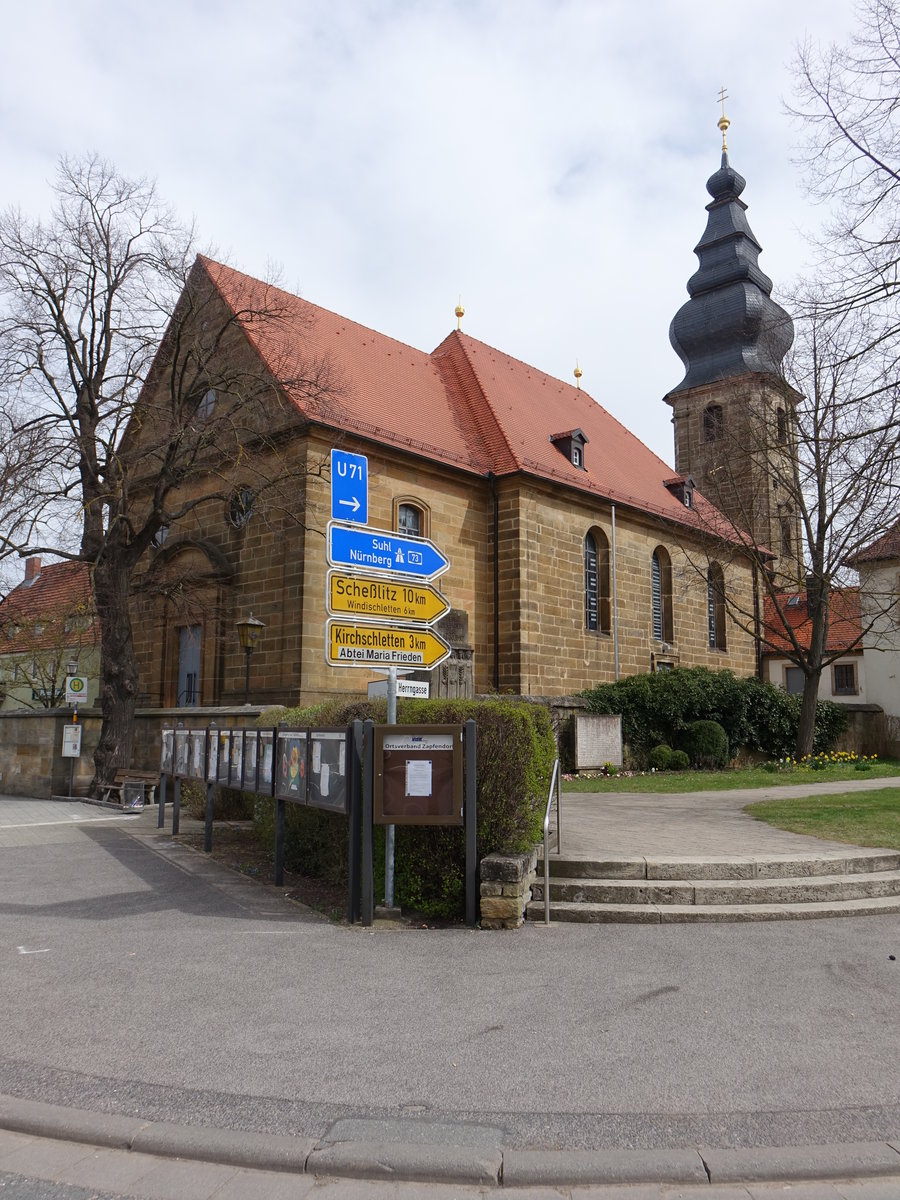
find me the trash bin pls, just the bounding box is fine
[122,780,145,810]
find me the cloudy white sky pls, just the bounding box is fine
[1,0,858,466]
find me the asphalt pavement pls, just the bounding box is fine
[0,790,898,1196]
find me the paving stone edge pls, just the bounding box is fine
[1,1093,900,1187]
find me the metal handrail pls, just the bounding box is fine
[543,758,562,925]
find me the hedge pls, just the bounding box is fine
[254,696,556,919]
[580,667,847,763]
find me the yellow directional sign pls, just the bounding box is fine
[327,571,450,624]
[326,620,452,670]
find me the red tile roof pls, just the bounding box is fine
[0,560,96,654]
[853,518,900,564]
[199,257,754,542]
[762,588,862,656]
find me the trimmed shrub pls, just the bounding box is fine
[680,720,729,769]
[648,743,673,770]
[254,696,556,920]
[669,749,690,771]
[581,667,848,761]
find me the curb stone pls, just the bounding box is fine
[2,1094,900,1188]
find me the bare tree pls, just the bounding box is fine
[681,295,900,757]
[0,155,334,788]
[790,0,900,316]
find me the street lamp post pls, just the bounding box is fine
[236,613,265,705]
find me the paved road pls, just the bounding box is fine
[0,793,898,1194]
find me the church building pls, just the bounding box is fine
[128,128,798,710]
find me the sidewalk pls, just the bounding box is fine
[559,775,900,858]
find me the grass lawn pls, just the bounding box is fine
[746,788,900,850]
[562,761,900,794]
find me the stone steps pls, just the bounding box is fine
[527,850,900,923]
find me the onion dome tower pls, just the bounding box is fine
[664,104,801,583]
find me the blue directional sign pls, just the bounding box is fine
[328,523,450,580]
[331,449,368,524]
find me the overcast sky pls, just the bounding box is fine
[0,0,858,467]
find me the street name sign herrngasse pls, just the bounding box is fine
[326,620,451,669]
[327,522,450,581]
[326,570,450,624]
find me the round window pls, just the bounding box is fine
[227,487,255,529]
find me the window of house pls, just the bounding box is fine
[651,547,674,643]
[703,405,724,442]
[832,663,858,695]
[572,446,582,468]
[784,666,804,694]
[584,529,611,634]
[707,562,726,650]
[151,525,170,549]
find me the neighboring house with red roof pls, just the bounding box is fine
[761,588,867,704]
[0,558,99,711]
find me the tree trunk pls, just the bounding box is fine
[795,671,820,759]
[91,553,139,792]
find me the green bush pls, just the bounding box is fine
[648,743,673,770]
[182,782,255,821]
[581,667,848,762]
[255,696,556,920]
[680,720,729,769]
[668,749,690,771]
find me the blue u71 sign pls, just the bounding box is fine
[328,523,450,580]
[331,449,368,524]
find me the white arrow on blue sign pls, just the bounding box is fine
[331,449,368,524]
[328,523,450,580]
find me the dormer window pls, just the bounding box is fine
[550,428,588,471]
[664,474,695,508]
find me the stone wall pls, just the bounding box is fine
[128,423,761,713]
[479,849,538,929]
[0,706,267,798]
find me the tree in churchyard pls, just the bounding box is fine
[0,155,335,788]
[682,295,900,759]
[791,0,900,320]
[671,1,900,759]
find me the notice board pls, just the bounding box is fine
[373,724,463,826]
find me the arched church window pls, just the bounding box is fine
[707,562,727,650]
[703,405,724,442]
[584,528,611,633]
[776,407,787,444]
[651,547,674,643]
[396,502,425,538]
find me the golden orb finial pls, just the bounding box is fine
[455,295,465,330]
[717,85,730,152]
[574,361,583,389]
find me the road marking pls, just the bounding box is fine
[17,946,50,954]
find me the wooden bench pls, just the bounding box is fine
[100,770,159,808]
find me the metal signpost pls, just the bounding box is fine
[325,621,451,670]
[327,524,449,580]
[330,449,368,524]
[326,447,456,913]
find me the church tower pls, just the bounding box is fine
[664,112,802,584]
